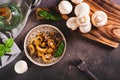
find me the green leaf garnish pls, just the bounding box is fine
[5,38,14,48]
[54,41,65,58]
[4,47,11,52]
[38,10,61,21]
[0,38,14,56]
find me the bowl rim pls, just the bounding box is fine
[24,24,66,66]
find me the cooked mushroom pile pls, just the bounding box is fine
[58,0,108,33]
[27,31,64,63]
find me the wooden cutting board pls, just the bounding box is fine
[36,0,120,48]
[81,0,120,48]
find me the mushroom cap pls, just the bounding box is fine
[66,17,79,30]
[14,60,28,74]
[91,11,108,27]
[76,14,90,26]
[79,22,92,33]
[71,0,83,4]
[58,0,73,14]
[75,2,90,16]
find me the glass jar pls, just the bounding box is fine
[0,3,22,30]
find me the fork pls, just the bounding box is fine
[71,56,99,80]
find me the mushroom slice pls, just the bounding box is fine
[42,53,52,63]
[66,17,79,30]
[28,44,35,55]
[58,0,73,14]
[36,45,48,52]
[76,14,90,26]
[47,39,56,49]
[91,11,108,27]
[75,2,90,16]
[71,0,83,4]
[47,48,54,54]
[79,22,92,33]
[44,53,52,60]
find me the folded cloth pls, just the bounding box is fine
[0,31,21,68]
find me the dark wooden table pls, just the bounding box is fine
[0,0,120,80]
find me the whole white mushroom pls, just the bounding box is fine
[76,14,90,26]
[14,60,28,74]
[79,22,92,33]
[71,0,83,4]
[75,2,90,16]
[91,11,108,27]
[66,17,79,30]
[58,0,73,14]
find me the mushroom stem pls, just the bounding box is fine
[95,15,103,23]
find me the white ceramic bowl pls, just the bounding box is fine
[24,24,66,66]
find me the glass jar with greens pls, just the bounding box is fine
[0,3,22,30]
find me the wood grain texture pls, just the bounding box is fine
[81,0,120,48]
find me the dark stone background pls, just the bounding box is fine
[0,0,120,80]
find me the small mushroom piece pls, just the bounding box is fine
[28,44,35,55]
[14,60,28,74]
[44,53,52,60]
[47,39,56,49]
[66,17,79,30]
[42,53,52,63]
[58,0,73,14]
[79,22,92,33]
[91,11,108,27]
[36,45,48,52]
[75,2,90,16]
[71,0,83,4]
[76,14,90,26]
[47,48,54,54]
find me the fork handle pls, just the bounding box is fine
[86,69,99,80]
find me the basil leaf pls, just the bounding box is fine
[5,38,14,48]
[54,41,65,58]
[0,49,5,56]
[38,10,61,21]
[4,47,11,52]
[0,44,5,56]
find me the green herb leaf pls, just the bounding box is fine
[4,47,11,52]
[5,38,14,48]
[38,10,50,19]
[0,16,4,20]
[0,49,5,56]
[38,10,61,21]
[0,44,5,56]
[54,41,65,58]
[0,44,5,49]
[0,38,14,57]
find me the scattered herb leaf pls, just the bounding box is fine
[38,10,61,21]
[54,41,65,58]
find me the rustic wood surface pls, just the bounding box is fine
[0,0,120,80]
[82,0,120,48]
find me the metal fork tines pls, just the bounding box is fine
[72,56,99,80]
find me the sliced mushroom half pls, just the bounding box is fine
[91,11,108,27]
[74,2,90,16]
[58,0,73,14]
[66,17,79,30]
